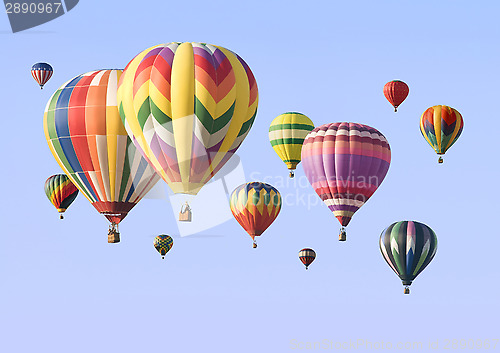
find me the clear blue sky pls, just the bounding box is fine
[1,1,499,352]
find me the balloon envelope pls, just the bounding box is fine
[154,234,173,258]
[383,80,409,112]
[230,182,281,243]
[379,221,438,289]
[31,62,53,89]
[301,122,391,229]
[298,248,316,269]
[269,112,314,172]
[43,69,160,225]
[420,105,463,160]
[44,174,78,217]
[117,42,258,196]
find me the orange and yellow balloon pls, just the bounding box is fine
[420,105,463,163]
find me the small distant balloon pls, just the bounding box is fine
[383,80,409,112]
[298,248,316,270]
[269,112,314,178]
[420,105,463,164]
[230,182,281,248]
[44,174,78,219]
[31,62,53,89]
[379,221,438,294]
[154,235,174,259]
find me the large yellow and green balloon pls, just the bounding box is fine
[269,112,314,177]
[117,42,258,195]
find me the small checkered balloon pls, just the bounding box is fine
[154,235,173,259]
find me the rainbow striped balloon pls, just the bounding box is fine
[269,112,314,176]
[420,105,463,163]
[44,174,78,218]
[117,42,258,195]
[44,70,160,226]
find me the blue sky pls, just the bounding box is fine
[1,1,499,352]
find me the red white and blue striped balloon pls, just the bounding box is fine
[31,62,53,89]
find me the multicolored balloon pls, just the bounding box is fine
[301,123,391,241]
[31,62,53,89]
[154,234,174,259]
[298,248,316,270]
[379,221,438,294]
[269,112,314,178]
[229,182,281,248]
[117,42,258,196]
[420,105,463,163]
[44,174,78,219]
[383,80,409,112]
[43,69,160,242]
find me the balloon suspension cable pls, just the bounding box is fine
[339,227,347,241]
[438,156,443,164]
[252,240,258,249]
[289,170,295,178]
[404,286,410,295]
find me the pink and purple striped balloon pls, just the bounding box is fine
[301,122,391,235]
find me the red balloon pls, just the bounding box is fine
[383,80,409,112]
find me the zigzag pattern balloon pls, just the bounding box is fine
[117,42,258,195]
[420,105,463,161]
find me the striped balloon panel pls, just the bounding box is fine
[301,122,391,227]
[379,221,438,285]
[269,112,314,170]
[420,105,463,154]
[31,62,53,88]
[44,174,78,212]
[117,42,258,195]
[229,182,281,238]
[298,248,316,267]
[43,70,160,224]
[154,234,173,256]
[383,80,409,108]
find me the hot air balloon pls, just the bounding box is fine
[269,112,314,178]
[154,234,173,259]
[301,123,391,241]
[420,105,463,163]
[43,69,160,243]
[229,182,281,248]
[44,174,78,219]
[298,248,316,270]
[379,221,438,294]
[117,42,258,219]
[383,80,409,112]
[31,62,53,89]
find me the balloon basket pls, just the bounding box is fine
[404,286,410,295]
[289,171,295,178]
[438,157,443,164]
[59,214,64,220]
[108,223,120,243]
[179,202,192,222]
[339,228,346,241]
[252,241,257,249]
[394,106,398,112]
